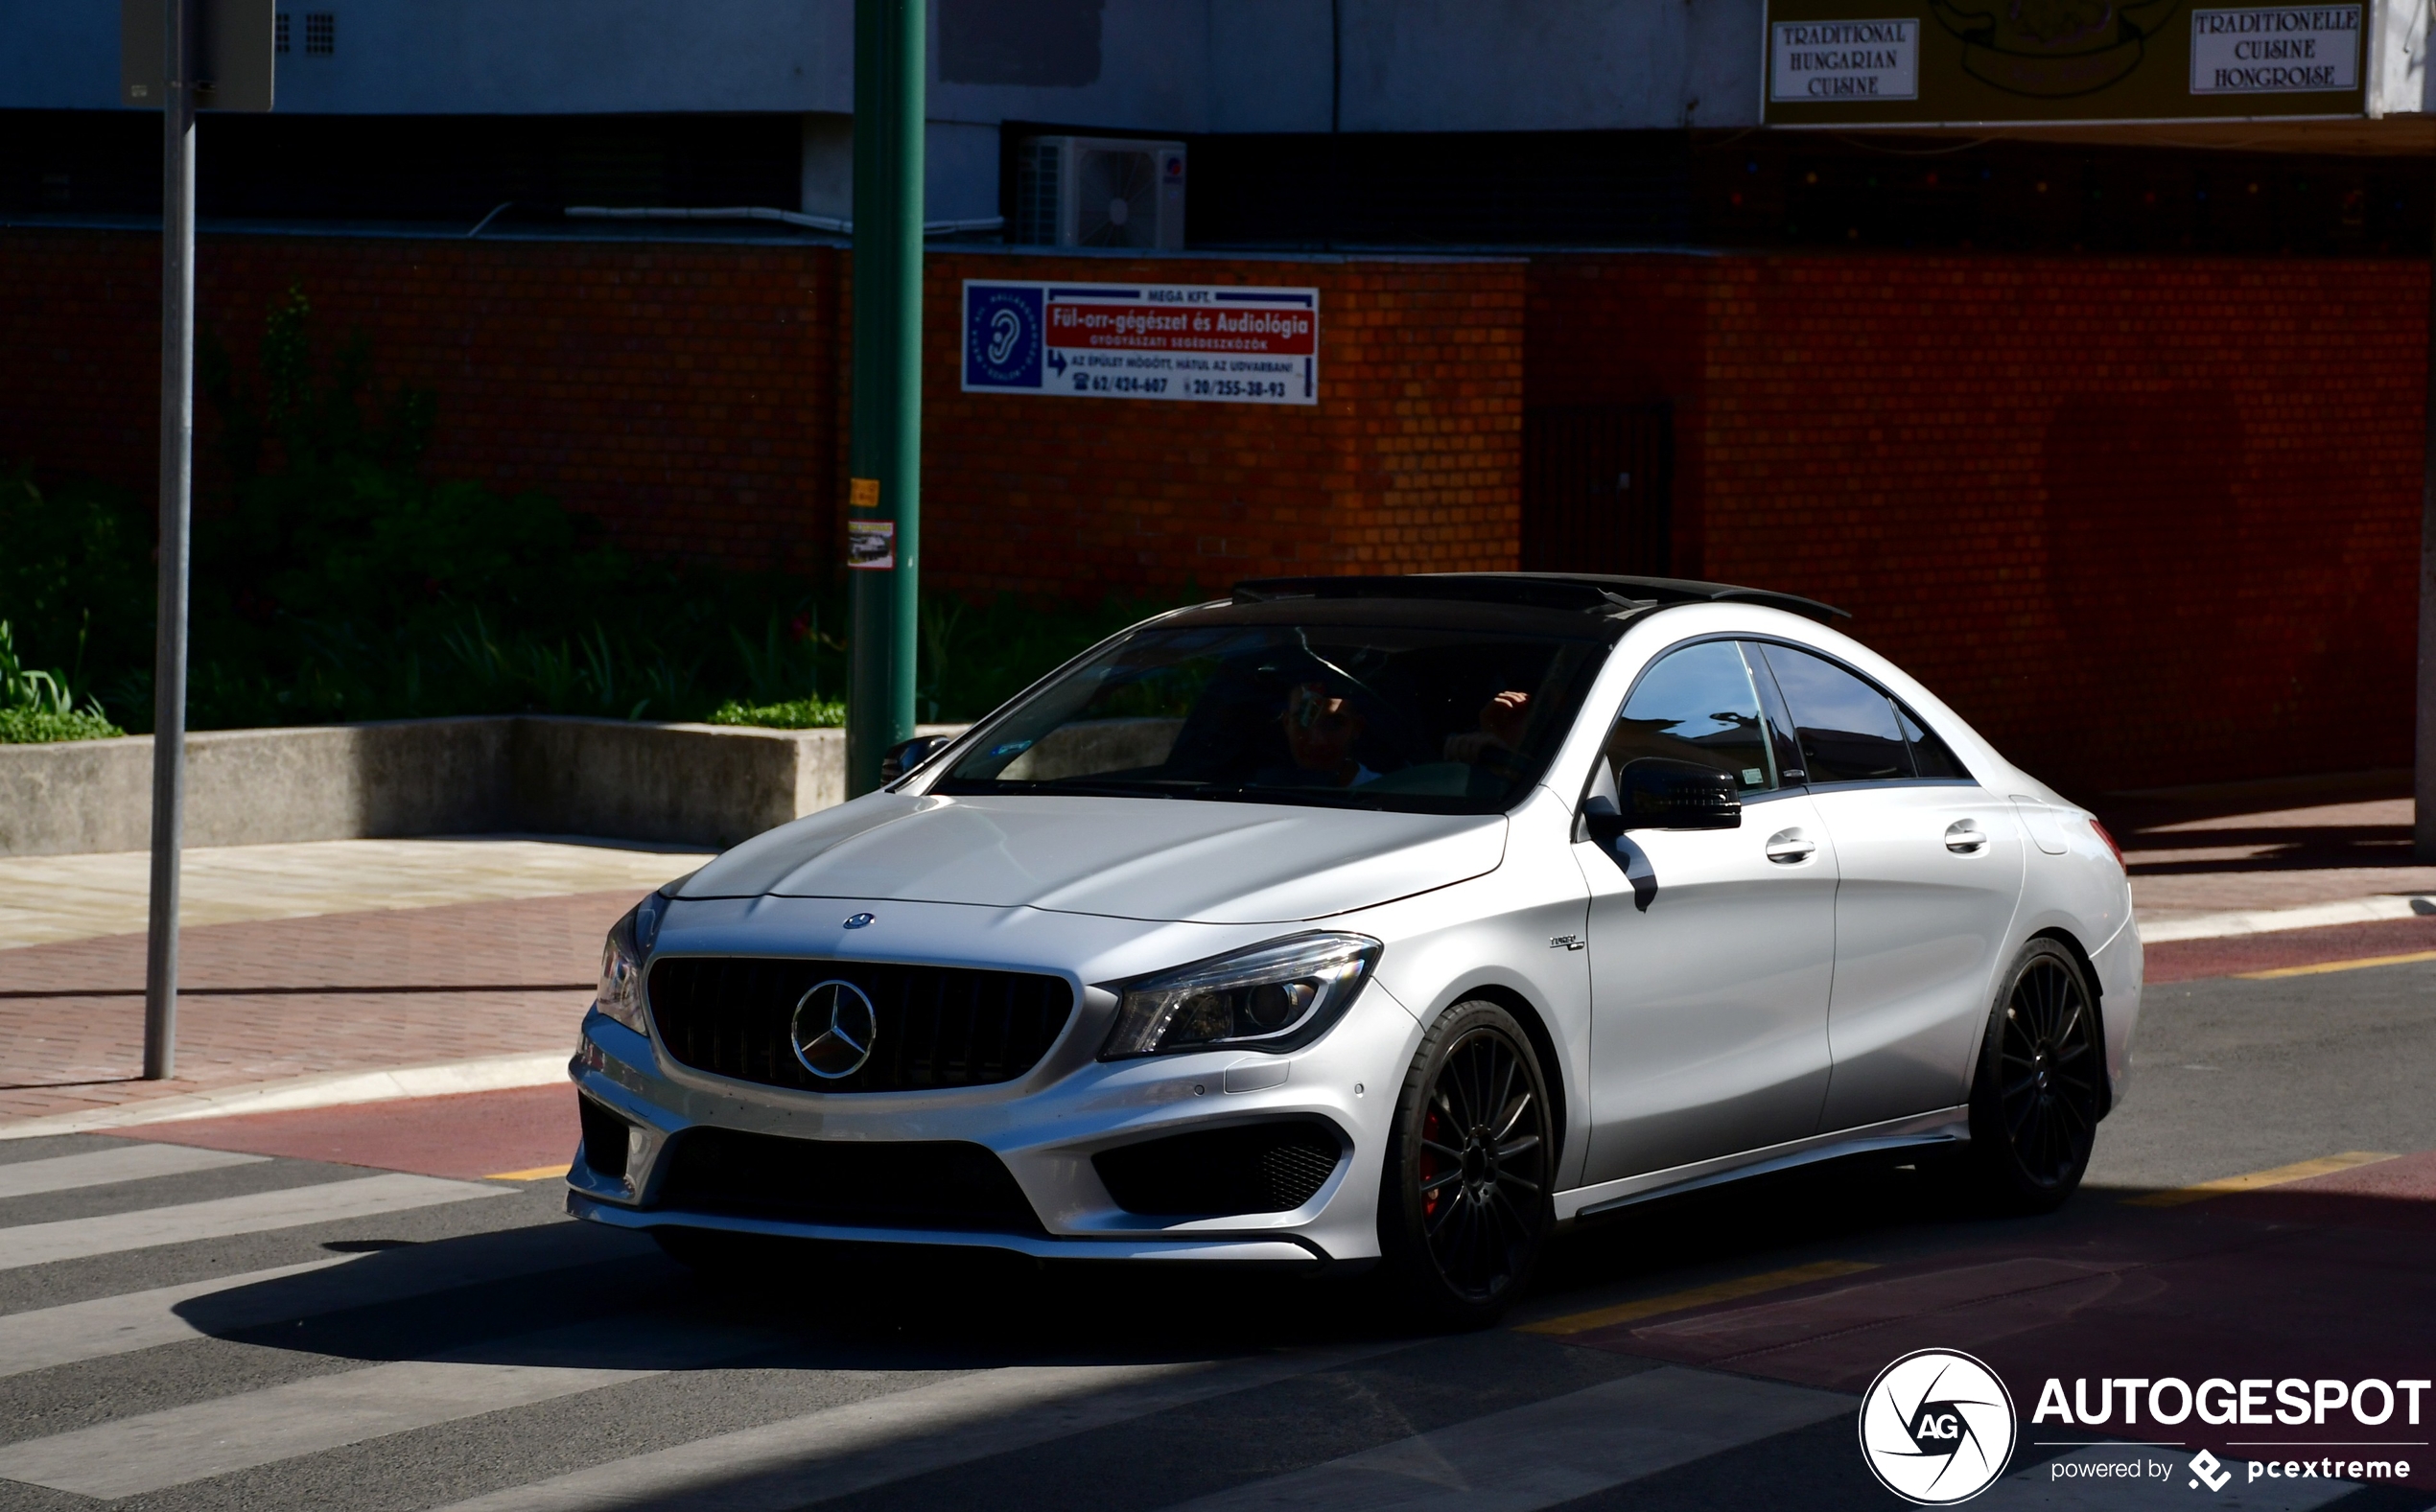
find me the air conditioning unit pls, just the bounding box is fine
[1014,136,1185,250]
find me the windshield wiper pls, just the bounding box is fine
[1188,783,1397,810]
[1012,778,1192,799]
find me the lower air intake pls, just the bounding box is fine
[1093,1119,1346,1218]
[657,1127,1042,1234]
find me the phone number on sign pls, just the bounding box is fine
[1064,375,1294,399]
[1188,378,1291,399]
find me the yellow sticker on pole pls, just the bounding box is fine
[850,477,880,511]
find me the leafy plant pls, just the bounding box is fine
[0,620,123,743]
[707,697,848,730]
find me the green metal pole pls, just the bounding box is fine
[845,0,924,797]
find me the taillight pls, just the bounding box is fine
[2088,818,2125,871]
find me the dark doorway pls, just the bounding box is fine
[1521,404,1674,576]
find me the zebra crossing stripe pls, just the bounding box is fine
[0,1314,774,1499]
[0,1142,267,1199]
[431,1342,1414,1512]
[0,1218,657,1378]
[0,1255,358,1379]
[0,1171,506,1270]
[1157,1364,1852,1512]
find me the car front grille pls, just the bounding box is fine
[645,957,1075,1094]
[1092,1118,1347,1218]
[656,1126,1042,1234]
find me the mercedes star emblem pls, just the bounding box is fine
[789,979,878,1080]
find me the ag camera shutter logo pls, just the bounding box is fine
[1859,1349,2018,1503]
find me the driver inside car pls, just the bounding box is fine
[1273,680,1380,787]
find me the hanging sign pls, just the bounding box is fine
[1761,0,2365,125]
[961,281,1319,406]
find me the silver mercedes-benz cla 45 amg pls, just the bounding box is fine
[568,573,2141,1325]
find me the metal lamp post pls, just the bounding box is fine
[844,0,925,797]
[119,0,272,1077]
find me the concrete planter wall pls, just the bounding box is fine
[0,715,962,857]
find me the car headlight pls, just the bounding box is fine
[1100,933,1381,1059]
[595,890,670,1035]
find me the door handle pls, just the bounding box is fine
[1765,828,1815,864]
[1945,819,1989,854]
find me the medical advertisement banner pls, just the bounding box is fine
[1761,0,2365,126]
[961,280,1320,406]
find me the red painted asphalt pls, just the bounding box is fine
[2145,914,2436,983]
[106,1083,579,1180]
[1569,1153,2436,1486]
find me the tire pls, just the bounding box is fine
[1964,939,2104,1213]
[1377,1000,1556,1328]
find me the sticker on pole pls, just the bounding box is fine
[961,280,1318,405]
[846,519,894,570]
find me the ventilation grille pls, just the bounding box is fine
[1014,139,1062,244]
[1092,1119,1345,1218]
[1074,149,1158,247]
[656,1127,1042,1234]
[645,957,1075,1095]
[274,13,290,53]
[304,12,333,55]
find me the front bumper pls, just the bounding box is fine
[564,924,1421,1266]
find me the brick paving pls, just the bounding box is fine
[117,1084,580,1180]
[0,888,642,1124]
[2144,913,2436,984]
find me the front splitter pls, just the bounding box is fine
[568,1190,1331,1268]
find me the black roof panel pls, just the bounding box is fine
[1231,572,1850,624]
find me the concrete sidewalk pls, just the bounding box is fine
[0,836,706,1130]
[2098,769,2432,931]
[2097,772,2434,984]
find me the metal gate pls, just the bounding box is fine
[1520,403,1674,577]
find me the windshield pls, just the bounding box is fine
[934,617,1610,813]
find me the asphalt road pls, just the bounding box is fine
[2,960,2432,1512]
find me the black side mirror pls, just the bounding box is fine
[1580,793,1627,846]
[1618,757,1741,831]
[880,734,953,784]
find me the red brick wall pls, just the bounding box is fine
[0,231,1524,594]
[1529,253,2424,794]
[0,230,845,572]
[917,252,1525,594]
[2,228,2420,793]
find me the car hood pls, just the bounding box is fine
[674,793,1508,925]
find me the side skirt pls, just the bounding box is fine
[1553,1105,1971,1227]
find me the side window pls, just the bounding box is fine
[1897,702,1971,780]
[1755,644,1910,784]
[1607,640,1778,793]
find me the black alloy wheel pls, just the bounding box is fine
[1967,939,2102,1211]
[1381,1000,1554,1327]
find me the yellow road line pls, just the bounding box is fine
[2121,1151,2399,1208]
[1516,1259,1879,1337]
[2236,949,2436,981]
[484,1164,572,1182]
